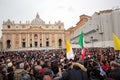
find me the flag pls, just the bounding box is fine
[66,40,75,60]
[113,33,120,50]
[78,32,85,60]
[78,32,84,48]
[81,48,86,60]
[98,63,106,76]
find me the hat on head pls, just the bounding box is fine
[8,62,13,67]
[7,59,10,62]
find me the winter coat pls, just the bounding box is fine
[67,66,88,80]
[20,70,31,80]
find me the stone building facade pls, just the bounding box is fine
[2,13,65,51]
[66,14,91,42]
[71,9,120,47]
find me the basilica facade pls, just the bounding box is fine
[2,14,65,51]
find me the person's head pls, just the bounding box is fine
[8,62,13,67]
[42,63,49,69]
[24,65,30,72]
[110,61,119,70]
[102,60,106,65]
[37,60,40,65]
[0,65,7,72]
[46,61,51,67]
[19,62,24,69]
[43,75,52,80]
[68,62,73,68]
[6,59,10,63]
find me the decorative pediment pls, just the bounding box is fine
[3,19,13,25]
[27,26,44,31]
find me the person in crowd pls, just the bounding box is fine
[20,64,31,80]
[65,59,88,80]
[29,68,35,80]
[0,65,8,80]
[0,47,120,80]
[7,62,14,80]
[107,61,120,80]
[101,60,109,71]
[52,64,62,80]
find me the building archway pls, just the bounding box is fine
[7,40,11,48]
[34,42,38,47]
[58,39,62,47]
[22,42,26,47]
[46,41,49,47]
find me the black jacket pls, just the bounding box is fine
[67,66,88,80]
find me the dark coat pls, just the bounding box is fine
[109,68,120,80]
[7,67,14,80]
[67,66,88,80]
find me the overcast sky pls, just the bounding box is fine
[0,0,120,37]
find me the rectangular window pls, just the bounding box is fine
[22,42,26,47]
[30,44,32,47]
[40,43,42,47]
[46,41,49,47]
[34,42,37,47]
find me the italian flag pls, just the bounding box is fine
[78,32,85,60]
[78,32,84,48]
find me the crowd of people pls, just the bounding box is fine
[0,47,120,80]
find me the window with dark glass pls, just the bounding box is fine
[40,43,42,47]
[59,26,61,29]
[7,40,11,48]
[30,44,32,47]
[46,41,49,47]
[22,42,26,47]
[7,25,10,28]
[46,38,49,40]
[35,42,38,47]
[58,39,62,47]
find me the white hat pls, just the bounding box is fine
[8,62,13,67]
[7,59,10,62]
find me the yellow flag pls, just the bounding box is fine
[113,33,120,50]
[66,40,74,60]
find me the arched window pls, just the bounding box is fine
[58,39,62,47]
[7,40,11,48]
[34,34,38,39]
[7,25,10,28]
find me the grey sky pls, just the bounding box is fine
[0,0,120,37]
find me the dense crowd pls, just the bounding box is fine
[0,47,120,80]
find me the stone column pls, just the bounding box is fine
[19,33,22,48]
[62,33,65,48]
[32,33,34,47]
[42,33,44,48]
[26,33,29,48]
[54,34,57,48]
[49,33,51,47]
[11,34,15,49]
[2,34,6,50]
[38,33,40,47]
